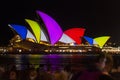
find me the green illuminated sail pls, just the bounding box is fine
[94,36,110,48]
[25,19,41,43]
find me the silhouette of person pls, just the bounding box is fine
[76,52,114,80]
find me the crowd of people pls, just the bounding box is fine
[0,52,119,80]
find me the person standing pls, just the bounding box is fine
[76,52,114,80]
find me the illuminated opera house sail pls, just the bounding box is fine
[6,10,110,53]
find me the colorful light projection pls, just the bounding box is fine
[26,30,37,42]
[36,10,63,45]
[84,36,110,48]
[94,36,110,48]
[8,24,27,39]
[40,29,48,42]
[25,19,41,43]
[44,54,62,71]
[59,33,75,43]
[8,10,110,47]
[28,54,43,69]
[84,36,94,45]
[9,11,86,45]
[64,28,85,44]
[9,24,37,42]
[25,19,48,42]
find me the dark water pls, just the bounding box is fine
[0,53,120,80]
[0,53,120,71]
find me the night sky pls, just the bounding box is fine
[0,0,120,45]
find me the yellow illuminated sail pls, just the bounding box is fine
[94,36,110,48]
[25,19,41,43]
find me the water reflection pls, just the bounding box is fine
[0,53,120,72]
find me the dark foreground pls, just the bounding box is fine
[0,52,120,80]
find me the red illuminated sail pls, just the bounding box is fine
[64,28,85,44]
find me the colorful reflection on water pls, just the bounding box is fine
[0,53,120,71]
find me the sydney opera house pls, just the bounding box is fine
[0,10,120,80]
[0,10,111,54]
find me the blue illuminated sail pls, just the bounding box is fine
[84,36,93,45]
[8,24,27,39]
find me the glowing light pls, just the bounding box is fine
[41,29,48,41]
[28,54,43,68]
[64,28,85,44]
[25,19,41,43]
[84,36,93,45]
[59,33,75,43]
[36,10,63,45]
[26,30,37,42]
[94,36,110,48]
[8,24,27,39]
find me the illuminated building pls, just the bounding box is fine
[84,36,110,48]
[64,28,85,44]
[9,10,86,46]
[5,10,112,53]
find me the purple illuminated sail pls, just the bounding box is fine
[36,10,63,45]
